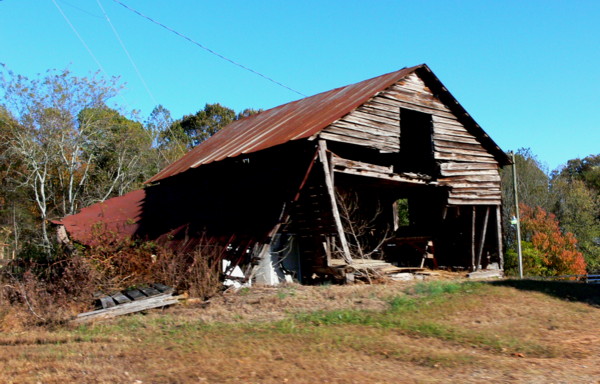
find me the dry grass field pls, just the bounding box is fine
[0,278,598,383]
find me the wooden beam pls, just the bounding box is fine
[331,155,433,185]
[471,206,476,271]
[476,206,490,270]
[496,205,504,270]
[318,140,353,264]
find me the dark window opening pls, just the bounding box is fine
[398,108,435,174]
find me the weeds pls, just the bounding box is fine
[0,229,224,328]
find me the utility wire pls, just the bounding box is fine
[51,0,182,172]
[111,0,307,97]
[52,0,135,112]
[51,0,108,75]
[96,0,158,106]
[58,0,103,18]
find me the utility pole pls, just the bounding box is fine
[511,152,524,279]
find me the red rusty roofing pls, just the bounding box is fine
[147,65,424,183]
[54,188,146,246]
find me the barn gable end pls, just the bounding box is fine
[321,71,502,206]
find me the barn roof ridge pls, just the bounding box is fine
[147,64,508,183]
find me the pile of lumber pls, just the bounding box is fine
[74,283,184,323]
[330,258,425,279]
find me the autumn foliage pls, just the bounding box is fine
[519,204,587,276]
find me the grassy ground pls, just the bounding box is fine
[0,279,598,383]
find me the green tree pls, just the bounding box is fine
[80,107,155,202]
[554,154,600,193]
[551,155,600,272]
[148,105,188,167]
[0,67,125,248]
[159,104,263,153]
[170,103,236,148]
[501,148,552,250]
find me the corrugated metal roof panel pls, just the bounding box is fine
[147,65,422,183]
[147,64,511,183]
[53,188,146,246]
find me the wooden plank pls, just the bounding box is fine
[448,198,502,206]
[439,181,501,188]
[434,152,499,163]
[439,174,501,182]
[124,289,147,301]
[434,140,492,153]
[334,167,431,184]
[369,97,456,120]
[332,155,394,174]
[476,206,491,270]
[111,292,132,305]
[441,162,498,171]
[319,131,398,153]
[75,293,184,323]
[440,169,500,177]
[432,115,465,127]
[471,207,476,270]
[376,95,456,119]
[152,283,174,294]
[99,296,116,309]
[434,145,495,158]
[433,133,480,145]
[328,121,399,138]
[347,109,400,126]
[496,205,504,270]
[318,140,352,265]
[358,104,400,120]
[139,286,161,297]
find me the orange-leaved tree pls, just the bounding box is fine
[519,203,586,276]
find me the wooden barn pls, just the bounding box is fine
[57,64,510,284]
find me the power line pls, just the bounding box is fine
[52,0,181,169]
[96,0,158,106]
[58,0,103,18]
[51,0,107,75]
[111,0,307,97]
[51,0,135,111]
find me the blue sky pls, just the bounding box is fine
[1,0,599,171]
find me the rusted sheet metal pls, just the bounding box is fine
[53,188,146,246]
[147,66,422,183]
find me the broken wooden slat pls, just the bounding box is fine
[111,292,132,305]
[318,140,352,265]
[139,286,161,297]
[124,289,147,301]
[99,296,116,309]
[476,206,491,270]
[152,283,174,294]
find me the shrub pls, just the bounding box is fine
[517,204,587,276]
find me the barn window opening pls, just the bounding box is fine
[399,108,434,174]
[396,198,410,227]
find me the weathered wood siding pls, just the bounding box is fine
[320,72,502,206]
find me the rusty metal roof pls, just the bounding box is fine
[54,189,146,246]
[147,65,424,183]
[146,63,510,182]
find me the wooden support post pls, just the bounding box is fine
[471,206,476,271]
[318,140,353,265]
[496,205,504,270]
[392,200,399,231]
[476,206,490,270]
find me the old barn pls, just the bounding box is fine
[57,64,510,284]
